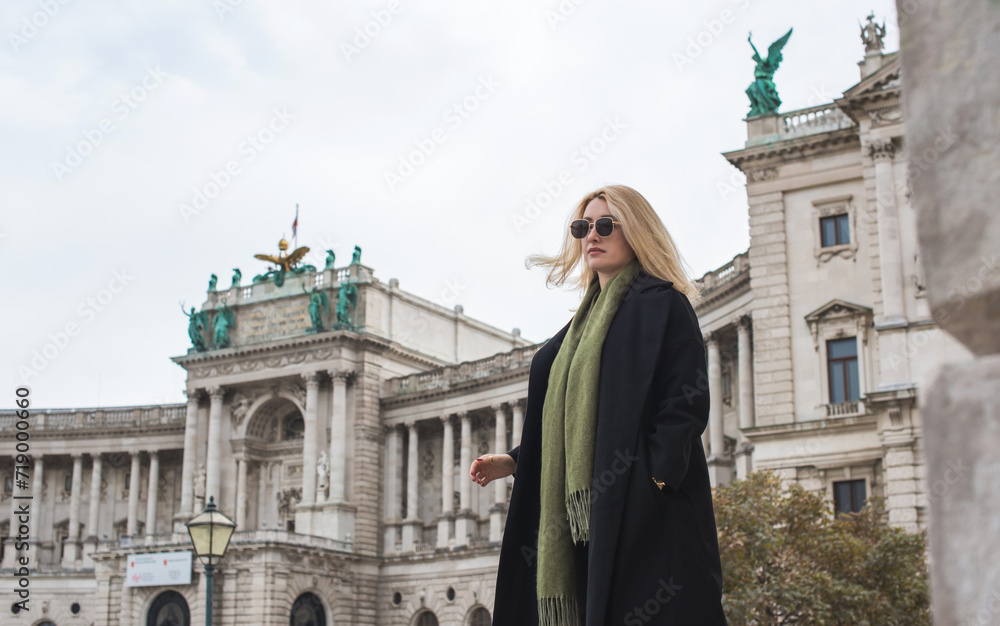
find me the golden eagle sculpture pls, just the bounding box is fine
[252,238,316,287]
[254,238,310,273]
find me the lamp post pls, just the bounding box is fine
[185,496,237,626]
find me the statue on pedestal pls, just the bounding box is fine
[212,300,236,349]
[194,463,206,511]
[231,268,242,288]
[301,282,330,333]
[316,451,329,501]
[181,304,208,351]
[208,274,218,291]
[351,245,362,265]
[745,28,793,117]
[860,12,886,54]
[324,250,336,270]
[335,278,359,329]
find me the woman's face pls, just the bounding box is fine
[581,197,636,286]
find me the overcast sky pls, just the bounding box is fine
[2,0,899,410]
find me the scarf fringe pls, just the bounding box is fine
[566,488,591,544]
[538,595,581,626]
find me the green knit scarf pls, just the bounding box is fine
[537,259,641,626]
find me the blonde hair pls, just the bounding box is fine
[526,184,701,303]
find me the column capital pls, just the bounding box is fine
[71,452,84,460]
[383,423,399,436]
[867,137,896,161]
[405,420,418,432]
[703,330,719,345]
[301,371,321,388]
[207,386,225,401]
[458,411,470,422]
[89,452,101,462]
[146,450,160,459]
[327,369,356,384]
[184,388,203,401]
[737,314,753,332]
[439,414,453,427]
[491,403,506,416]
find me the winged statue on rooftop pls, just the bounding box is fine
[746,28,793,117]
[253,238,316,287]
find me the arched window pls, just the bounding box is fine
[290,592,326,626]
[416,611,439,626]
[146,590,190,626]
[469,607,491,626]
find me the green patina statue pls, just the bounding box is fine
[351,245,362,265]
[231,268,242,288]
[208,274,218,291]
[301,282,330,333]
[182,305,209,351]
[335,276,359,329]
[324,250,336,270]
[212,301,236,349]
[746,28,793,117]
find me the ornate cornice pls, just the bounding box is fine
[723,127,860,174]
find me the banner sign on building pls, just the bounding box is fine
[125,551,193,587]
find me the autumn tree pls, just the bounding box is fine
[713,471,930,625]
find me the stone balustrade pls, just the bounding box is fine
[0,403,187,431]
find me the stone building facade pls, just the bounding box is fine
[0,25,968,626]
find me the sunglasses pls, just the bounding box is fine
[570,217,621,239]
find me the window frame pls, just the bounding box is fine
[811,195,858,263]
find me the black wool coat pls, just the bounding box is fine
[492,270,728,626]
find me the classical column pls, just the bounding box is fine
[235,458,247,529]
[737,317,756,431]
[511,400,524,449]
[143,451,159,541]
[300,372,321,506]
[257,462,269,528]
[327,369,351,503]
[401,421,420,551]
[204,386,225,504]
[490,404,508,543]
[28,455,43,565]
[436,415,454,549]
[735,317,756,479]
[127,452,141,536]
[87,454,102,538]
[705,333,723,456]
[383,425,401,553]
[63,453,84,567]
[3,455,23,568]
[178,389,201,519]
[869,138,906,323]
[705,332,732,486]
[454,411,472,547]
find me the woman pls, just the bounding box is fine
[469,185,727,626]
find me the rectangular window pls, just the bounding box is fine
[125,472,130,491]
[833,479,867,514]
[827,337,860,403]
[65,473,73,492]
[3,476,11,493]
[820,214,850,246]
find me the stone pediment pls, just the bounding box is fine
[804,299,873,324]
[835,55,901,124]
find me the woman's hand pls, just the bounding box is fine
[470,454,516,487]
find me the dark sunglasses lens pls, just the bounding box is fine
[595,218,614,236]
[570,220,589,238]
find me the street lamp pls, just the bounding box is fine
[185,496,237,626]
